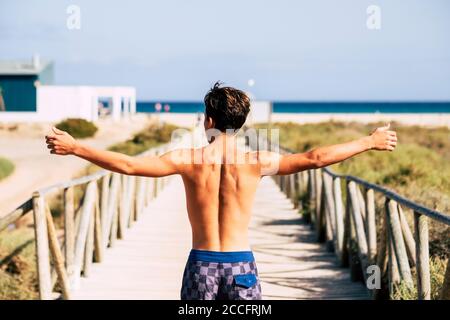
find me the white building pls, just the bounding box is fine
[0,56,136,123]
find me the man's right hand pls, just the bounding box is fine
[45,127,78,155]
[369,123,397,151]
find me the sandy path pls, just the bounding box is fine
[0,115,153,217]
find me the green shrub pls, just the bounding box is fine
[0,157,14,181]
[55,118,98,139]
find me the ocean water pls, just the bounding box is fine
[137,101,450,114]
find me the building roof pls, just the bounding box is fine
[0,59,52,76]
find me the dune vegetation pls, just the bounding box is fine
[0,157,14,181]
[55,118,98,139]
[256,121,449,299]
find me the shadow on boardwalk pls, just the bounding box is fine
[250,177,369,300]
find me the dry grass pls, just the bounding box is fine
[0,227,38,300]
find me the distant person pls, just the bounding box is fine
[154,102,162,112]
[163,104,170,112]
[45,81,397,300]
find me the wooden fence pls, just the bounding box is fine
[269,143,450,300]
[0,144,170,300]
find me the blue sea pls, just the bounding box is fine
[137,101,450,114]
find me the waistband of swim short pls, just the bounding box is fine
[188,249,254,263]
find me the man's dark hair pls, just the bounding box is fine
[204,81,251,132]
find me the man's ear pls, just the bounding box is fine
[205,116,215,130]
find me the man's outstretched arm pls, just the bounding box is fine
[45,127,180,177]
[260,124,397,176]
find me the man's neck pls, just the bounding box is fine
[205,133,240,164]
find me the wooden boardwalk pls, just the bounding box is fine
[73,175,368,300]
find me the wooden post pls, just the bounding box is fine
[322,173,336,251]
[365,188,377,263]
[103,173,120,249]
[289,174,296,206]
[110,193,120,247]
[316,180,327,242]
[374,217,388,300]
[314,169,322,225]
[333,177,345,262]
[128,176,137,225]
[72,181,96,288]
[356,186,367,225]
[100,174,110,228]
[296,173,302,204]
[398,205,416,267]
[347,181,369,277]
[386,199,413,286]
[307,170,315,224]
[93,195,103,262]
[83,199,95,277]
[340,180,351,268]
[387,230,400,294]
[118,175,128,239]
[279,175,285,192]
[32,194,52,300]
[63,187,75,279]
[45,204,71,300]
[414,211,431,300]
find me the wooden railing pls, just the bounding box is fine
[0,144,171,300]
[267,142,450,300]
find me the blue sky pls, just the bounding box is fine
[1,0,449,101]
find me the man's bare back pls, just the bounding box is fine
[180,136,261,251]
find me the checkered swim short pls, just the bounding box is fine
[180,249,262,300]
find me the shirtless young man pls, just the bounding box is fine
[45,82,397,300]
